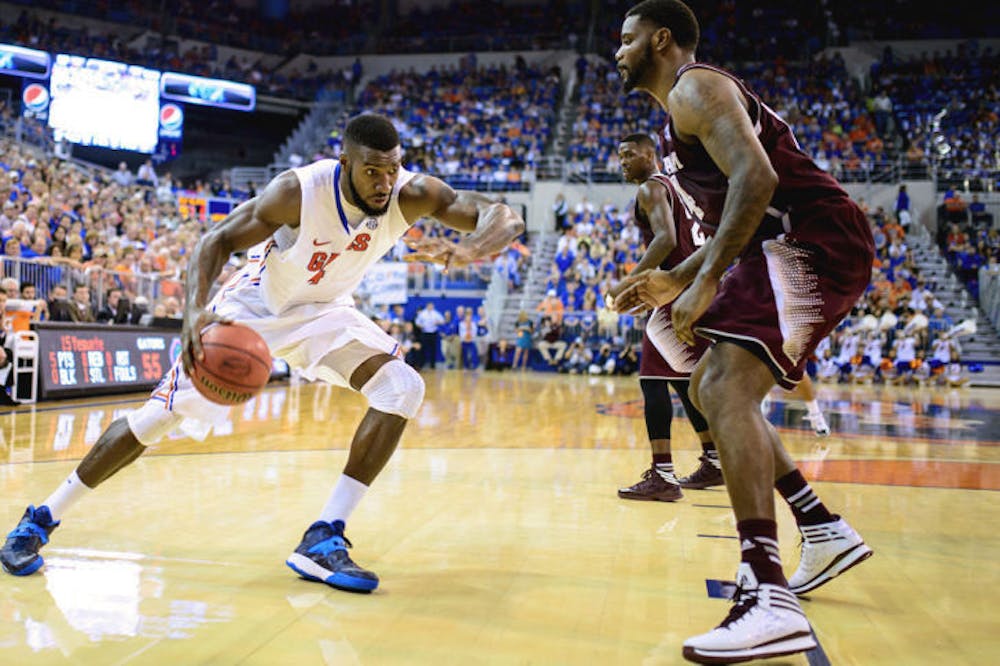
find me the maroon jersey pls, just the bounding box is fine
[658,63,860,241]
[633,173,707,270]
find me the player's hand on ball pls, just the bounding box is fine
[181,307,232,376]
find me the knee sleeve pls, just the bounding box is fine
[640,378,673,440]
[360,360,425,419]
[126,400,183,446]
[670,379,709,433]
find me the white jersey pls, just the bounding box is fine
[931,338,953,364]
[863,337,883,364]
[894,336,917,363]
[234,159,416,314]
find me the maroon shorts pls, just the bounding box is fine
[640,305,710,379]
[694,198,874,389]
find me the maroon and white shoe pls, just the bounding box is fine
[788,516,873,595]
[683,563,816,664]
[618,466,682,502]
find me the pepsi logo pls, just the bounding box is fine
[22,83,49,112]
[159,103,184,131]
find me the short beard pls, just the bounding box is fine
[348,171,390,217]
[622,42,653,94]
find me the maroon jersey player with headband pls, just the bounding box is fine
[613,1,874,663]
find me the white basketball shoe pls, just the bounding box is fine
[802,411,830,437]
[683,563,816,664]
[788,516,873,595]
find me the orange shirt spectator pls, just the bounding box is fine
[535,290,564,324]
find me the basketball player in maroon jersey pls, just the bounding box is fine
[613,1,874,662]
[610,133,723,503]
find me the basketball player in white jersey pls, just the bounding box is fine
[0,113,524,593]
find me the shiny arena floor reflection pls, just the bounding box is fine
[1,372,998,665]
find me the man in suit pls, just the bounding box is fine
[68,284,96,323]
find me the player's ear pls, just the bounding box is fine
[653,27,672,52]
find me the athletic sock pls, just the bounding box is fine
[42,470,91,521]
[775,469,835,526]
[651,453,676,483]
[701,443,721,468]
[319,474,369,525]
[737,519,787,587]
[804,399,822,419]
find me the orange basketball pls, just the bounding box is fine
[190,323,272,405]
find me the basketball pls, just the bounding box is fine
[189,323,272,405]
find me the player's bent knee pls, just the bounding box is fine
[360,360,424,419]
[126,400,184,446]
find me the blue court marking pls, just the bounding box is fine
[696,534,738,540]
[691,504,732,509]
[806,631,832,666]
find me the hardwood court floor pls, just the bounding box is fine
[1,371,998,665]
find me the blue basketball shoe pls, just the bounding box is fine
[1,505,60,576]
[285,520,379,593]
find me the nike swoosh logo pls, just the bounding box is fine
[313,240,331,246]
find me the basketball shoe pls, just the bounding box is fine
[682,563,816,664]
[0,505,59,576]
[788,516,873,595]
[285,520,379,593]
[678,455,725,489]
[618,466,683,502]
[802,412,830,437]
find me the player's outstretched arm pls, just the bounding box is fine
[400,175,525,269]
[181,171,300,374]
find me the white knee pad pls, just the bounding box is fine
[126,400,183,446]
[360,360,424,419]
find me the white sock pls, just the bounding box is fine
[42,470,92,521]
[319,474,369,525]
[654,463,677,483]
[804,399,822,418]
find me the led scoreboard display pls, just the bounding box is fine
[35,324,180,400]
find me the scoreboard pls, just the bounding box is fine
[35,323,180,400]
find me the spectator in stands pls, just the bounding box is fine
[488,339,515,372]
[588,342,616,375]
[512,311,533,371]
[895,184,911,230]
[559,337,591,374]
[414,302,445,369]
[458,309,479,370]
[969,194,992,228]
[536,314,567,367]
[615,341,639,375]
[475,305,491,364]
[441,307,461,369]
[68,284,96,323]
[136,160,158,188]
[536,289,564,325]
[97,287,130,325]
[553,193,569,232]
[112,162,134,188]
[943,189,968,225]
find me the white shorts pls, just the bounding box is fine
[128,285,400,443]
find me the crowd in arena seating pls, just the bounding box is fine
[870,41,1000,191]
[0,123,209,331]
[342,55,560,191]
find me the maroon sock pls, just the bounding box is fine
[775,469,835,526]
[652,453,672,465]
[737,519,786,587]
[701,441,717,455]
